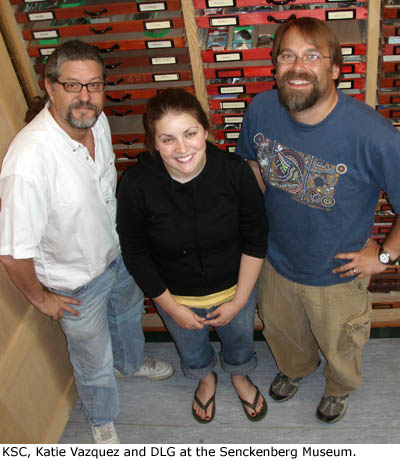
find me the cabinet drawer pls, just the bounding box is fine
[15,1,181,24]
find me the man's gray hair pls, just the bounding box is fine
[44,40,106,82]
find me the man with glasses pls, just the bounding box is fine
[236,18,400,423]
[0,40,173,443]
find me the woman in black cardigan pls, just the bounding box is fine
[117,88,268,423]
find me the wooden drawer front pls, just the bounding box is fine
[204,65,274,79]
[378,109,400,119]
[15,1,181,24]
[34,53,191,75]
[27,36,186,57]
[112,133,146,146]
[196,7,367,28]
[105,86,195,104]
[207,81,275,96]
[383,6,400,20]
[202,43,366,63]
[380,77,400,89]
[23,17,185,40]
[211,113,244,125]
[193,0,367,6]
[378,92,400,105]
[381,62,400,74]
[209,97,251,111]
[382,44,400,56]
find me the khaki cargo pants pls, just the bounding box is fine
[259,260,371,396]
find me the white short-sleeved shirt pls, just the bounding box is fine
[0,105,120,290]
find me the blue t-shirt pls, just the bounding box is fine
[236,90,400,286]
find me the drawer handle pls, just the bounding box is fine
[90,26,113,34]
[84,8,108,17]
[106,94,131,102]
[105,62,122,69]
[267,14,296,23]
[96,43,120,53]
[123,153,137,159]
[266,0,295,5]
[112,109,133,117]
[119,138,139,146]
[107,78,124,86]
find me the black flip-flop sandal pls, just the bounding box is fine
[237,377,268,422]
[192,372,218,424]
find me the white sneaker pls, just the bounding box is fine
[91,421,120,444]
[134,356,174,381]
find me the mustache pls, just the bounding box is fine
[280,70,317,84]
[69,102,99,111]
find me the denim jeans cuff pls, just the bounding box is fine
[181,354,217,380]
[220,351,258,376]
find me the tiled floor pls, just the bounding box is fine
[59,338,400,444]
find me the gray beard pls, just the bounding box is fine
[67,102,100,129]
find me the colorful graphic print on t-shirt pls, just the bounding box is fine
[254,133,347,210]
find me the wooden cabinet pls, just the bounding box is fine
[1,0,399,329]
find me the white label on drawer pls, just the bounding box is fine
[215,52,241,62]
[326,10,355,21]
[341,47,354,56]
[139,3,166,12]
[145,20,172,30]
[28,12,55,21]
[33,30,59,39]
[338,81,353,89]
[220,86,244,94]
[389,37,400,45]
[210,17,238,27]
[224,116,243,123]
[226,132,240,139]
[207,0,235,7]
[227,146,236,152]
[383,55,400,62]
[154,73,179,82]
[147,40,173,49]
[39,48,56,56]
[151,56,177,65]
[221,101,246,109]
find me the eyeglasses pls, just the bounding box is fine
[54,80,106,93]
[277,52,331,65]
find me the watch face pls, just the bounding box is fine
[380,252,390,264]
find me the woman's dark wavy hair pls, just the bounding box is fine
[143,88,210,154]
[271,17,343,87]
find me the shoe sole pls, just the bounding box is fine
[316,407,347,423]
[115,369,175,381]
[135,368,175,381]
[269,386,299,402]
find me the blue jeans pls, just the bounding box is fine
[156,287,258,379]
[51,254,145,426]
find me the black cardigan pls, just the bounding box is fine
[116,142,267,298]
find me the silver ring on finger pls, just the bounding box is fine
[353,268,357,275]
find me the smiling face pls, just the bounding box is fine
[45,59,104,138]
[275,26,340,116]
[154,111,208,183]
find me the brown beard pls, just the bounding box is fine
[277,70,321,113]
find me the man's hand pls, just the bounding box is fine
[333,238,387,278]
[35,289,81,321]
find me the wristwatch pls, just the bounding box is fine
[378,245,400,265]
